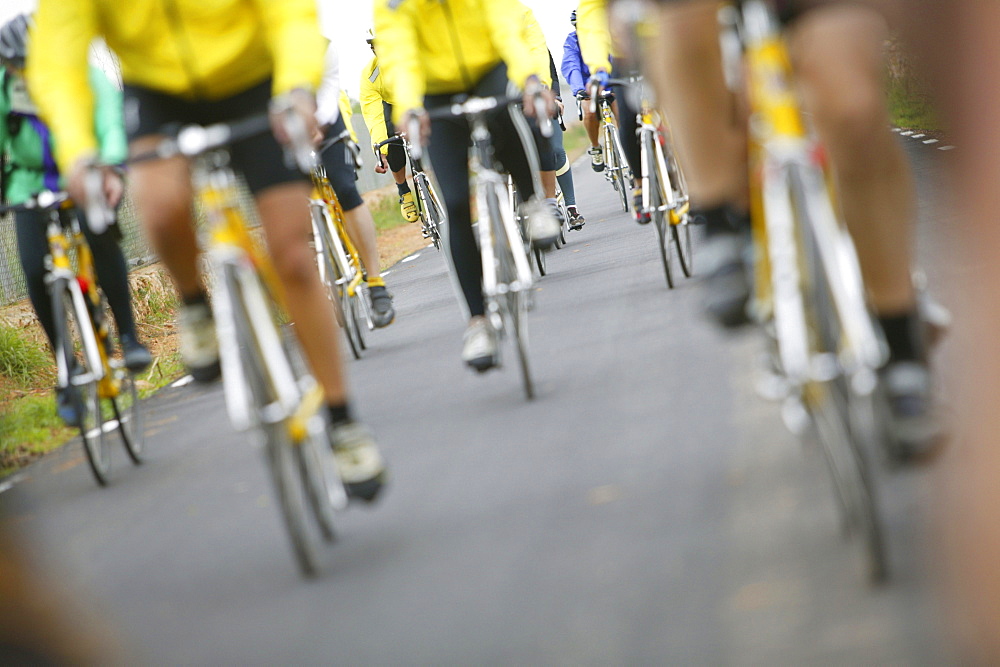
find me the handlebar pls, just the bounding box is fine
[126,114,273,164]
[0,190,69,216]
[373,135,406,152]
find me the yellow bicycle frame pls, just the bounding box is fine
[310,171,366,299]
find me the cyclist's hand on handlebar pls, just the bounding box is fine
[587,71,611,113]
[269,88,319,170]
[522,75,556,119]
[374,151,389,174]
[67,157,123,231]
[402,108,431,160]
[574,89,591,101]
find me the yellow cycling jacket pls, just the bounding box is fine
[339,91,359,144]
[373,0,550,123]
[27,0,325,174]
[360,56,395,155]
[577,0,614,75]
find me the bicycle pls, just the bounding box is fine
[0,192,144,486]
[506,174,549,278]
[719,0,891,583]
[373,133,446,251]
[412,96,537,400]
[601,77,694,289]
[308,161,372,360]
[127,114,347,576]
[582,89,632,212]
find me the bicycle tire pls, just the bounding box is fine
[645,133,674,289]
[348,288,367,352]
[605,124,630,213]
[415,175,443,250]
[53,279,110,485]
[791,163,887,584]
[662,138,694,279]
[672,222,694,278]
[112,368,144,465]
[533,245,547,277]
[487,187,534,400]
[227,264,327,576]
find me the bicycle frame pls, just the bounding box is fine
[469,115,533,313]
[192,156,324,442]
[742,0,884,389]
[308,165,374,330]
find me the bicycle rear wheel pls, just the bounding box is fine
[792,163,887,584]
[52,279,110,485]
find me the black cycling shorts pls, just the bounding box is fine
[123,79,306,194]
[319,116,365,212]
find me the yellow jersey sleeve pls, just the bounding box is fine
[374,0,427,122]
[521,7,552,88]
[338,91,359,143]
[577,0,613,75]
[360,57,390,152]
[249,0,326,96]
[26,0,100,174]
[483,0,547,91]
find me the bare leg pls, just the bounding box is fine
[342,203,382,280]
[128,136,199,297]
[646,1,747,210]
[540,170,558,199]
[257,183,347,404]
[788,6,916,314]
[582,103,600,147]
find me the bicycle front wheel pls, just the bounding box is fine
[415,175,443,250]
[487,188,535,400]
[792,163,887,584]
[53,278,110,485]
[605,125,630,213]
[227,263,331,576]
[112,368,144,465]
[672,221,694,278]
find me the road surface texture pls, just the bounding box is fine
[2,141,954,664]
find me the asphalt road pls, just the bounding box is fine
[2,141,953,664]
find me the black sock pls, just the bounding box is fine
[691,204,750,237]
[878,311,923,363]
[396,181,411,196]
[182,291,209,307]
[327,403,352,426]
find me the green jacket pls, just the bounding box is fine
[1,65,127,205]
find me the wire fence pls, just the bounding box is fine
[0,114,391,307]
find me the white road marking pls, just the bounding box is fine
[939,145,956,151]
[900,130,914,136]
[171,375,194,388]
[402,254,420,263]
[0,475,25,494]
[923,139,939,145]
[911,133,926,139]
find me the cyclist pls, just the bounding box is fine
[359,29,420,227]
[0,13,151,426]
[523,7,587,230]
[374,0,559,371]
[576,4,651,224]
[27,0,386,500]
[590,0,938,458]
[562,9,611,174]
[316,40,395,328]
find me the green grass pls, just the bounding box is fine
[887,77,940,132]
[0,393,73,473]
[562,123,592,163]
[370,194,408,233]
[0,323,50,387]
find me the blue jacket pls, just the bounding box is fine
[561,31,589,96]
